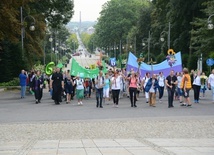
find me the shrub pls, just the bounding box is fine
[0,78,19,86]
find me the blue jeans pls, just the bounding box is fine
[158,86,164,99]
[96,88,103,107]
[21,85,26,98]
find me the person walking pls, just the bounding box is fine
[180,68,192,107]
[64,75,74,104]
[208,69,214,103]
[145,74,159,107]
[50,68,64,105]
[75,75,85,105]
[157,72,165,102]
[95,71,105,108]
[111,70,122,108]
[200,72,208,97]
[127,71,138,107]
[165,70,178,108]
[32,70,44,104]
[192,70,201,103]
[177,72,184,103]
[103,73,111,104]
[19,70,28,98]
[142,72,150,103]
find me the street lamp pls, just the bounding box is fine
[207,14,214,30]
[21,7,36,52]
[142,31,151,62]
[160,22,171,50]
[49,36,53,62]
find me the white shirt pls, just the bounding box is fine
[193,76,201,86]
[75,79,84,90]
[111,76,121,90]
[149,79,155,93]
[143,77,150,88]
[177,76,182,88]
[158,76,165,87]
[208,74,214,87]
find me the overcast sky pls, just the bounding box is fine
[71,0,109,22]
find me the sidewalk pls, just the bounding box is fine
[0,89,214,154]
[0,138,213,155]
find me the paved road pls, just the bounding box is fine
[0,89,213,123]
[0,89,214,155]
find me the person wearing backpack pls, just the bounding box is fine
[95,71,105,108]
[75,75,85,105]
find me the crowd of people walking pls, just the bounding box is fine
[19,67,214,108]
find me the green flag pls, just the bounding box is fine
[70,58,107,78]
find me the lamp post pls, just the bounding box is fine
[21,7,36,52]
[49,36,53,62]
[207,14,214,30]
[160,22,171,50]
[142,31,151,62]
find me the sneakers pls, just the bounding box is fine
[194,100,199,103]
[180,103,186,106]
[35,100,38,104]
[186,104,192,107]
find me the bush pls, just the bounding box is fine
[0,78,19,86]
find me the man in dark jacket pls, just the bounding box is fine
[50,68,64,105]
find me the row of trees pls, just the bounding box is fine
[92,0,214,72]
[0,0,75,82]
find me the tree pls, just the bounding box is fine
[0,0,74,82]
[67,33,79,53]
[94,0,147,48]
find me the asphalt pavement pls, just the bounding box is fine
[0,89,214,155]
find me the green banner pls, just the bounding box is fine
[70,58,107,78]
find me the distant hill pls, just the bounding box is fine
[66,21,97,32]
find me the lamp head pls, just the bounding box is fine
[160,37,164,42]
[29,25,35,31]
[208,23,214,30]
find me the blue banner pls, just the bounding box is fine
[126,52,182,77]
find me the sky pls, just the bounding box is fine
[71,0,110,22]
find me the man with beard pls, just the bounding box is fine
[50,68,64,105]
